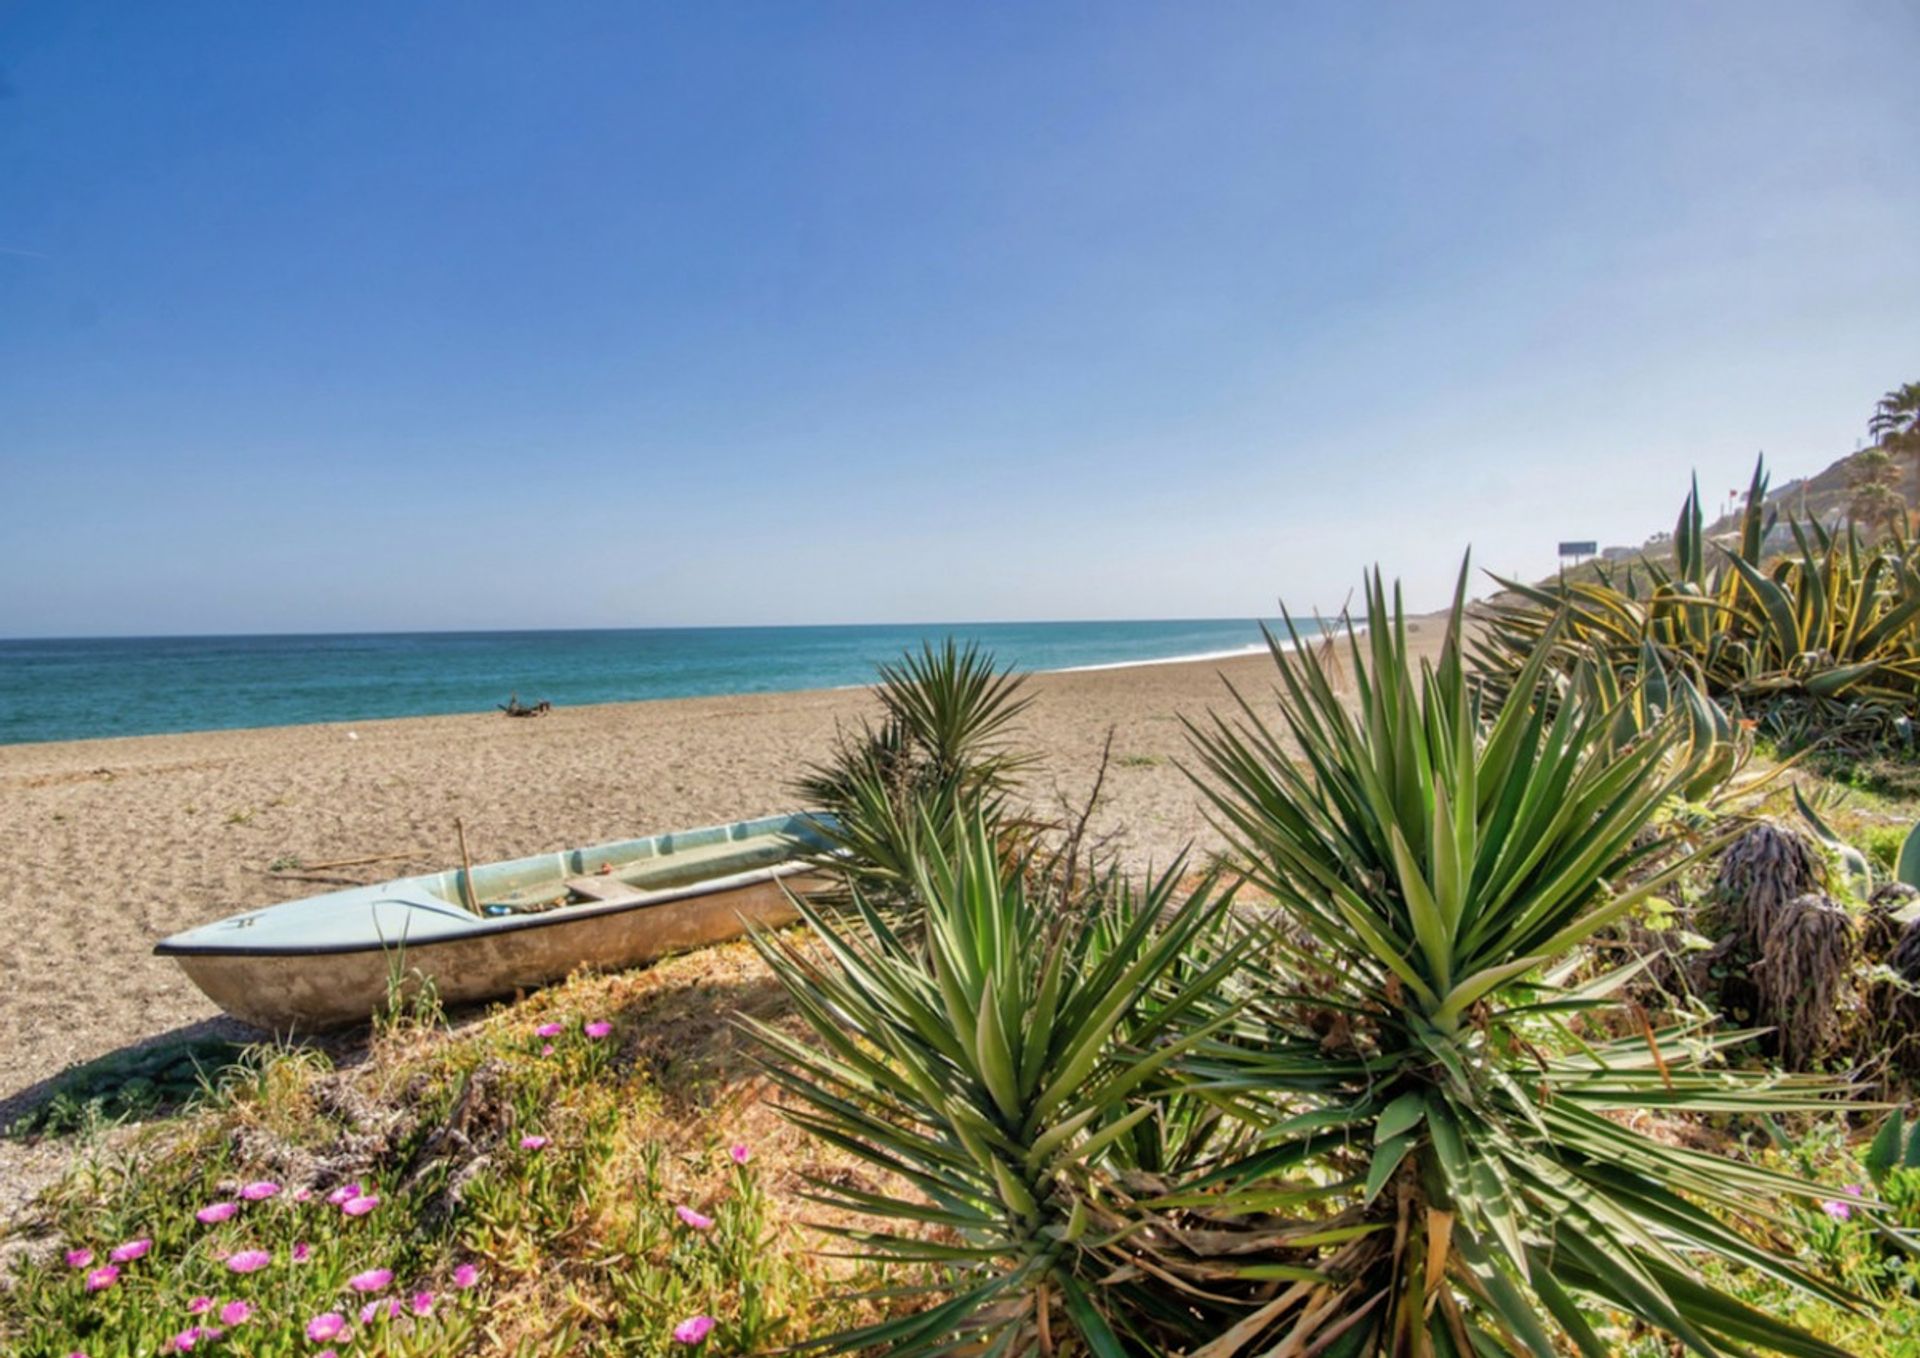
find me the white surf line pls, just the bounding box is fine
[1047,622,1369,675]
[823,623,1365,687]
[1050,643,1270,674]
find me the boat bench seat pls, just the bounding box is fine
[477,836,810,912]
[615,838,798,889]
[563,875,643,903]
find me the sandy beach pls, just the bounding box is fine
[0,639,1423,1120]
[0,623,1455,1120]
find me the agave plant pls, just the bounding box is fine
[744,815,1250,1354]
[794,639,1036,904]
[1557,635,1760,806]
[1473,459,1920,748]
[1181,565,1861,1357]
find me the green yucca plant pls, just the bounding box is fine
[744,815,1249,1354]
[795,639,1036,904]
[1474,459,1920,746]
[1180,563,1861,1357]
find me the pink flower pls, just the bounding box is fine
[306,1312,347,1342]
[359,1297,404,1323]
[341,1194,380,1217]
[585,1020,612,1039]
[326,1182,363,1207]
[729,1143,751,1165]
[1822,1186,1865,1221]
[293,1187,314,1202]
[292,1242,312,1263]
[673,1314,716,1345]
[535,1022,563,1038]
[219,1300,252,1326]
[65,1248,93,1268]
[85,1265,119,1292]
[226,1249,271,1273]
[109,1238,151,1263]
[411,1290,435,1316]
[174,1328,203,1352]
[188,1296,214,1314]
[240,1181,280,1201]
[452,1262,480,1289]
[196,1201,239,1224]
[540,1043,556,1057]
[349,1267,394,1292]
[520,1135,548,1151]
[317,1352,339,1358]
[675,1205,714,1231]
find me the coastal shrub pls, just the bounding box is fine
[1472,458,1920,759]
[794,638,1035,906]
[1178,567,1862,1355]
[744,814,1250,1353]
[752,568,1866,1354]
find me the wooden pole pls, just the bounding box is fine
[274,850,419,874]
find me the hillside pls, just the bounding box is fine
[1699,444,1908,539]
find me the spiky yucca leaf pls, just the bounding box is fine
[795,640,1035,905]
[1181,562,1860,1358]
[745,815,1247,1354]
[872,638,1037,775]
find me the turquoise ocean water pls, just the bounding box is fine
[0,619,1305,746]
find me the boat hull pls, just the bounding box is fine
[168,867,827,1032]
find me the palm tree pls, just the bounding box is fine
[1870,380,1920,503]
[1847,446,1907,537]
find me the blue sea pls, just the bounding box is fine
[0,620,1302,746]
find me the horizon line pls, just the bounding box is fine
[0,613,1335,646]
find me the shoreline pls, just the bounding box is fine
[0,639,1305,757]
[0,620,1315,752]
[1054,642,1268,673]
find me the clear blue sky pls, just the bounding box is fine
[2,2,1916,636]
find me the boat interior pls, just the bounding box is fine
[471,832,811,916]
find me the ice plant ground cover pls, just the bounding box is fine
[6,957,1920,1357]
[5,855,1920,1353]
[0,946,919,1356]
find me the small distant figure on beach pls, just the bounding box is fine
[498,694,552,718]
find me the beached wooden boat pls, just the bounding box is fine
[155,812,834,1032]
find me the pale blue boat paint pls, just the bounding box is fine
[155,812,833,957]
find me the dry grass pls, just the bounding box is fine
[1,934,928,1356]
